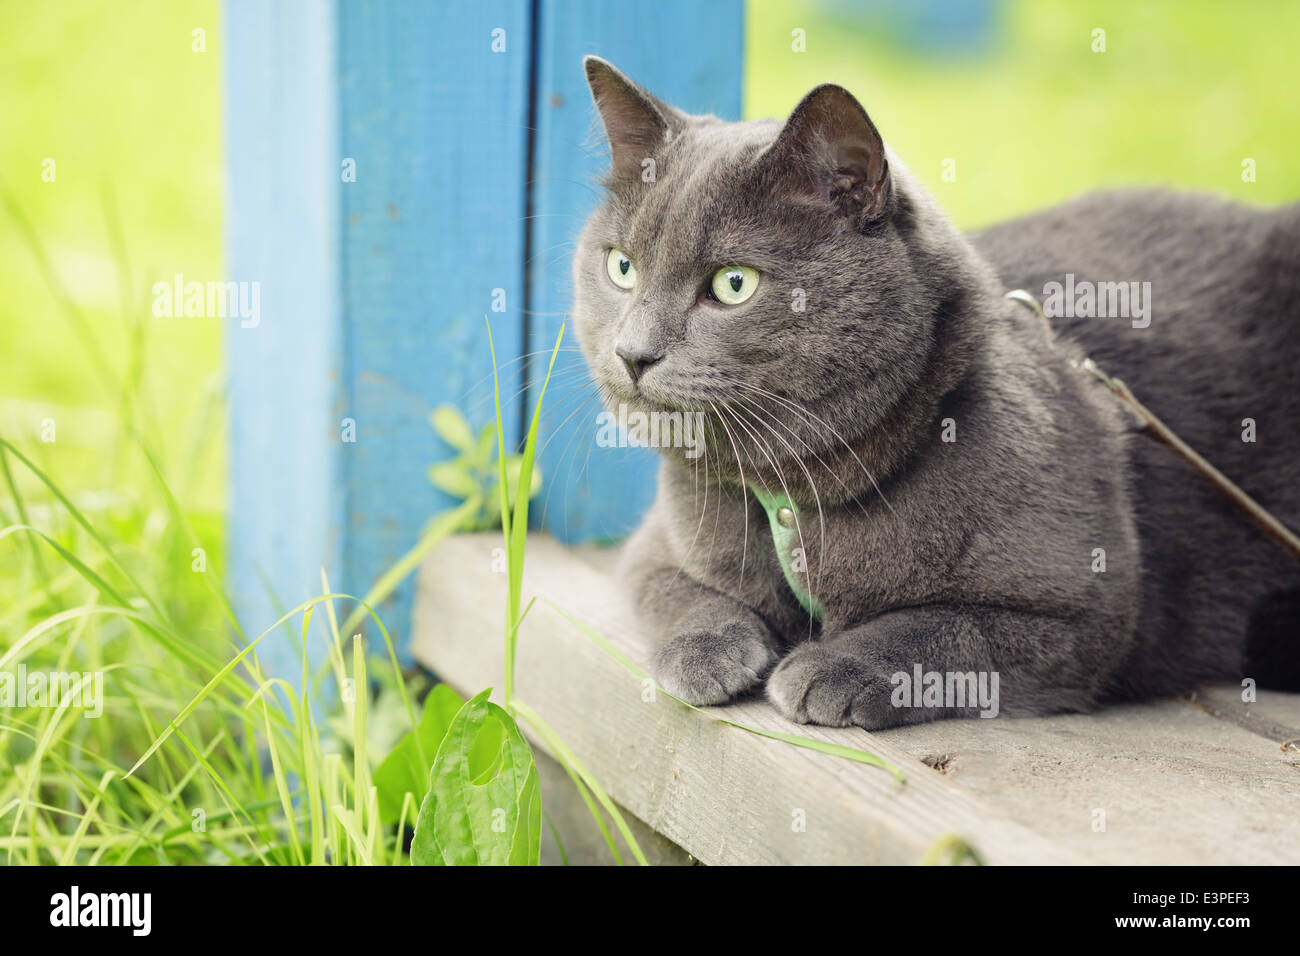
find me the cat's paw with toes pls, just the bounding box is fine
[653,621,777,705]
[767,644,893,728]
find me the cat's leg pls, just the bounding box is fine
[766,605,1103,729]
[638,565,782,705]
[618,494,783,704]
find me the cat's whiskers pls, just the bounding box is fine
[665,399,721,595]
[699,411,728,584]
[455,347,587,417]
[708,400,751,590]
[729,379,894,513]
[725,399,827,628]
[532,382,606,459]
[572,382,622,516]
[727,387,877,532]
[719,402,823,633]
[465,365,593,422]
[527,388,605,533]
[727,405,872,634]
[525,239,578,272]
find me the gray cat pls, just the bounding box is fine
[571,56,1300,730]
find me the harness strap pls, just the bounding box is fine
[1006,289,1300,563]
[749,484,824,621]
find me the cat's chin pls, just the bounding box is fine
[600,382,691,417]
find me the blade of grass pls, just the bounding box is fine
[351,634,368,849]
[319,569,350,705]
[300,609,325,865]
[488,319,564,706]
[486,319,517,701]
[250,678,306,866]
[0,438,172,627]
[123,592,390,778]
[331,804,374,866]
[337,496,481,640]
[0,446,50,587]
[56,771,116,865]
[512,699,648,866]
[393,790,417,866]
[547,600,905,782]
[547,752,622,865]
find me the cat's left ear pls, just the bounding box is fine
[584,56,679,182]
[760,84,892,227]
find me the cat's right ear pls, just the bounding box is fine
[760,84,892,228]
[584,56,674,182]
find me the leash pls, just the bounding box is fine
[1006,289,1300,563]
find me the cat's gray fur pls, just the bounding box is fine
[571,57,1300,729]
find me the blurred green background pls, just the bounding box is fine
[746,0,1300,226]
[0,0,223,530]
[2,0,1297,557]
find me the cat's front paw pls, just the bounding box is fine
[766,644,895,729]
[653,621,777,705]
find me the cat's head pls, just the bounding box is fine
[572,57,986,493]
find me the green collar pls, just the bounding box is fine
[749,485,824,621]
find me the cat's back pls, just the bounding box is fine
[973,189,1300,693]
[972,188,1300,361]
[970,189,1300,490]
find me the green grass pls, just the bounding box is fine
[0,424,409,864]
[0,306,652,865]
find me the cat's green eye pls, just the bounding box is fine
[606,248,637,290]
[710,266,759,305]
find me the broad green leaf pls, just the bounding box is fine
[920,833,985,866]
[372,683,464,824]
[472,424,496,471]
[410,689,542,866]
[430,404,476,452]
[427,460,479,500]
[507,764,542,866]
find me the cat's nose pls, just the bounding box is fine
[615,344,664,385]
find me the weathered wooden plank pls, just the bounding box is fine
[1186,685,1300,747]
[874,695,1300,865]
[225,1,529,666]
[413,533,1084,865]
[525,0,745,543]
[533,747,694,866]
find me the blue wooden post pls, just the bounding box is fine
[225,1,743,671]
[225,0,343,671]
[526,0,746,543]
[226,0,527,669]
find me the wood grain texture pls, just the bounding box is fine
[1186,685,1300,745]
[417,534,1300,864]
[413,533,1084,865]
[225,0,344,674]
[524,0,745,544]
[876,695,1300,865]
[337,0,528,645]
[225,1,528,667]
